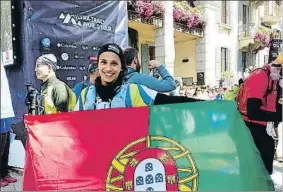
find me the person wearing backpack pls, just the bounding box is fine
[35,54,76,114]
[236,52,283,175]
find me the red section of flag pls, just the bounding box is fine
[23,107,149,191]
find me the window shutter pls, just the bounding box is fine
[216,2,221,23]
[228,48,232,73]
[215,47,221,80]
[227,1,231,25]
[239,3,244,25]
[141,44,150,74]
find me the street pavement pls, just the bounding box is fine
[1,161,282,191]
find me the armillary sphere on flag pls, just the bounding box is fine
[106,136,199,191]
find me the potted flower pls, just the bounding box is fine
[130,0,164,19]
[254,33,266,43]
[173,1,206,32]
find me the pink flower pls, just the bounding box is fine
[254,33,266,41]
[152,1,164,16]
[187,15,199,28]
[137,1,153,19]
[173,9,183,21]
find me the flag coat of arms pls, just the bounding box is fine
[23,101,274,191]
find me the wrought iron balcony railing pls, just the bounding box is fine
[128,10,163,28]
[174,22,204,37]
[238,23,256,39]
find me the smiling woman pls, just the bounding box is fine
[74,43,202,111]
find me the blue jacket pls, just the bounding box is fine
[125,65,176,92]
[0,118,12,133]
[216,93,224,100]
[74,83,157,111]
[73,80,91,102]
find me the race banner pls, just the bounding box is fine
[268,38,283,63]
[23,0,128,88]
[23,101,274,191]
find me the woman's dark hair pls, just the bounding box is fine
[124,47,139,66]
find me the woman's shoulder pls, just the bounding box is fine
[126,83,157,98]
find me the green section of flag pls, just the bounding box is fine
[149,101,274,191]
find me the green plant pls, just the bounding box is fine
[221,71,233,80]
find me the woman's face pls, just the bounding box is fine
[270,66,281,81]
[98,52,121,85]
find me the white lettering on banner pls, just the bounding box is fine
[59,12,112,32]
[57,65,77,70]
[57,43,77,49]
[66,76,76,81]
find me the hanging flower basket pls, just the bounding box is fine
[173,1,206,34]
[127,0,164,27]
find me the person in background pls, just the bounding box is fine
[185,87,195,98]
[215,88,225,100]
[75,43,202,111]
[123,47,176,93]
[170,77,183,96]
[198,86,210,100]
[224,84,240,101]
[0,64,17,187]
[239,68,251,86]
[236,52,282,175]
[35,54,76,114]
[73,61,99,101]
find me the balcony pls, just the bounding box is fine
[238,23,257,39]
[174,22,204,38]
[127,0,163,28]
[261,1,281,26]
[173,1,205,41]
[128,10,163,28]
[238,23,270,53]
[248,0,265,7]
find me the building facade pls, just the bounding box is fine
[126,0,282,87]
[127,0,204,86]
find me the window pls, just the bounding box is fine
[221,48,228,72]
[243,5,250,24]
[221,0,228,24]
[242,52,247,71]
[149,46,155,61]
[128,28,139,51]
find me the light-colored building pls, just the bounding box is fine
[127,1,204,85]
[126,1,282,87]
[196,0,282,87]
[238,1,282,79]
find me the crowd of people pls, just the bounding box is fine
[1,42,282,187]
[177,84,239,101]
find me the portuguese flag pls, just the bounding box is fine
[23,101,274,191]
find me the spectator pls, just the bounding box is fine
[215,88,225,100]
[123,47,176,92]
[73,62,99,110]
[0,64,17,187]
[237,52,282,174]
[34,54,76,114]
